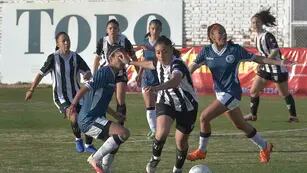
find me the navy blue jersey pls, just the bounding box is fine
[194,44,255,99]
[141,38,159,87]
[78,66,116,132]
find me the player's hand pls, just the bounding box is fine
[281,59,296,66]
[118,52,131,65]
[25,90,34,101]
[66,104,77,123]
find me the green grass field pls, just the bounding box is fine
[0,88,306,173]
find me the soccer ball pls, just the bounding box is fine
[189,164,212,173]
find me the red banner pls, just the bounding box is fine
[126,47,307,96]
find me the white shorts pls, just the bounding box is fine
[215,92,240,110]
[85,117,110,139]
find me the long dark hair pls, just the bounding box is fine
[145,19,162,38]
[253,8,277,27]
[55,31,69,51]
[207,23,233,44]
[156,35,181,57]
[105,19,120,36]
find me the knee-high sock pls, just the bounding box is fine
[70,121,81,138]
[247,128,267,150]
[146,107,156,132]
[93,135,124,161]
[285,94,297,117]
[198,132,211,152]
[250,96,260,116]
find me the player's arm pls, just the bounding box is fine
[93,38,104,74]
[93,54,102,74]
[25,54,54,101]
[25,74,43,101]
[265,33,280,59]
[77,54,92,80]
[125,38,140,72]
[119,54,155,70]
[153,72,182,91]
[189,62,202,74]
[253,55,294,66]
[189,47,206,74]
[66,86,90,123]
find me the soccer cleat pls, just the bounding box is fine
[85,145,98,153]
[259,143,273,164]
[146,156,160,173]
[87,154,105,173]
[146,131,155,140]
[187,149,207,161]
[243,114,257,121]
[75,138,84,153]
[288,116,299,123]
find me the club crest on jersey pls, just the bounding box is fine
[226,55,235,63]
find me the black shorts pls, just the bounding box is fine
[156,103,198,134]
[257,69,288,83]
[115,69,128,83]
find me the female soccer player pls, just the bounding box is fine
[244,8,298,122]
[93,19,138,125]
[67,45,130,173]
[136,19,162,139]
[25,32,96,153]
[187,23,294,164]
[121,36,198,173]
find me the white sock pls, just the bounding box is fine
[84,144,93,148]
[249,133,267,150]
[102,154,115,173]
[172,166,182,173]
[198,136,209,152]
[93,136,119,161]
[146,109,156,132]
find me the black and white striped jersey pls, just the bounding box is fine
[40,51,91,112]
[256,31,287,74]
[156,56,198,112]
[96,34,135,66]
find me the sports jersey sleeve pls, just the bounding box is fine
[193,47,207,65]
[39,54,54,76]
[265,33,279,50]
[85,69,107,90]
[76,54,91,75]
[172,60,185,78]
[238,45,256,61]
[96,38,104,56]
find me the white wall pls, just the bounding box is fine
[183,0,290,47]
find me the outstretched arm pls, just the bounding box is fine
[25,74,44,101]
[145,72,182,93]
[93,55,102,74]
[253,55,294,66]
[119,54,155,70]
[189,62,202,74]
[66,86,90,123]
